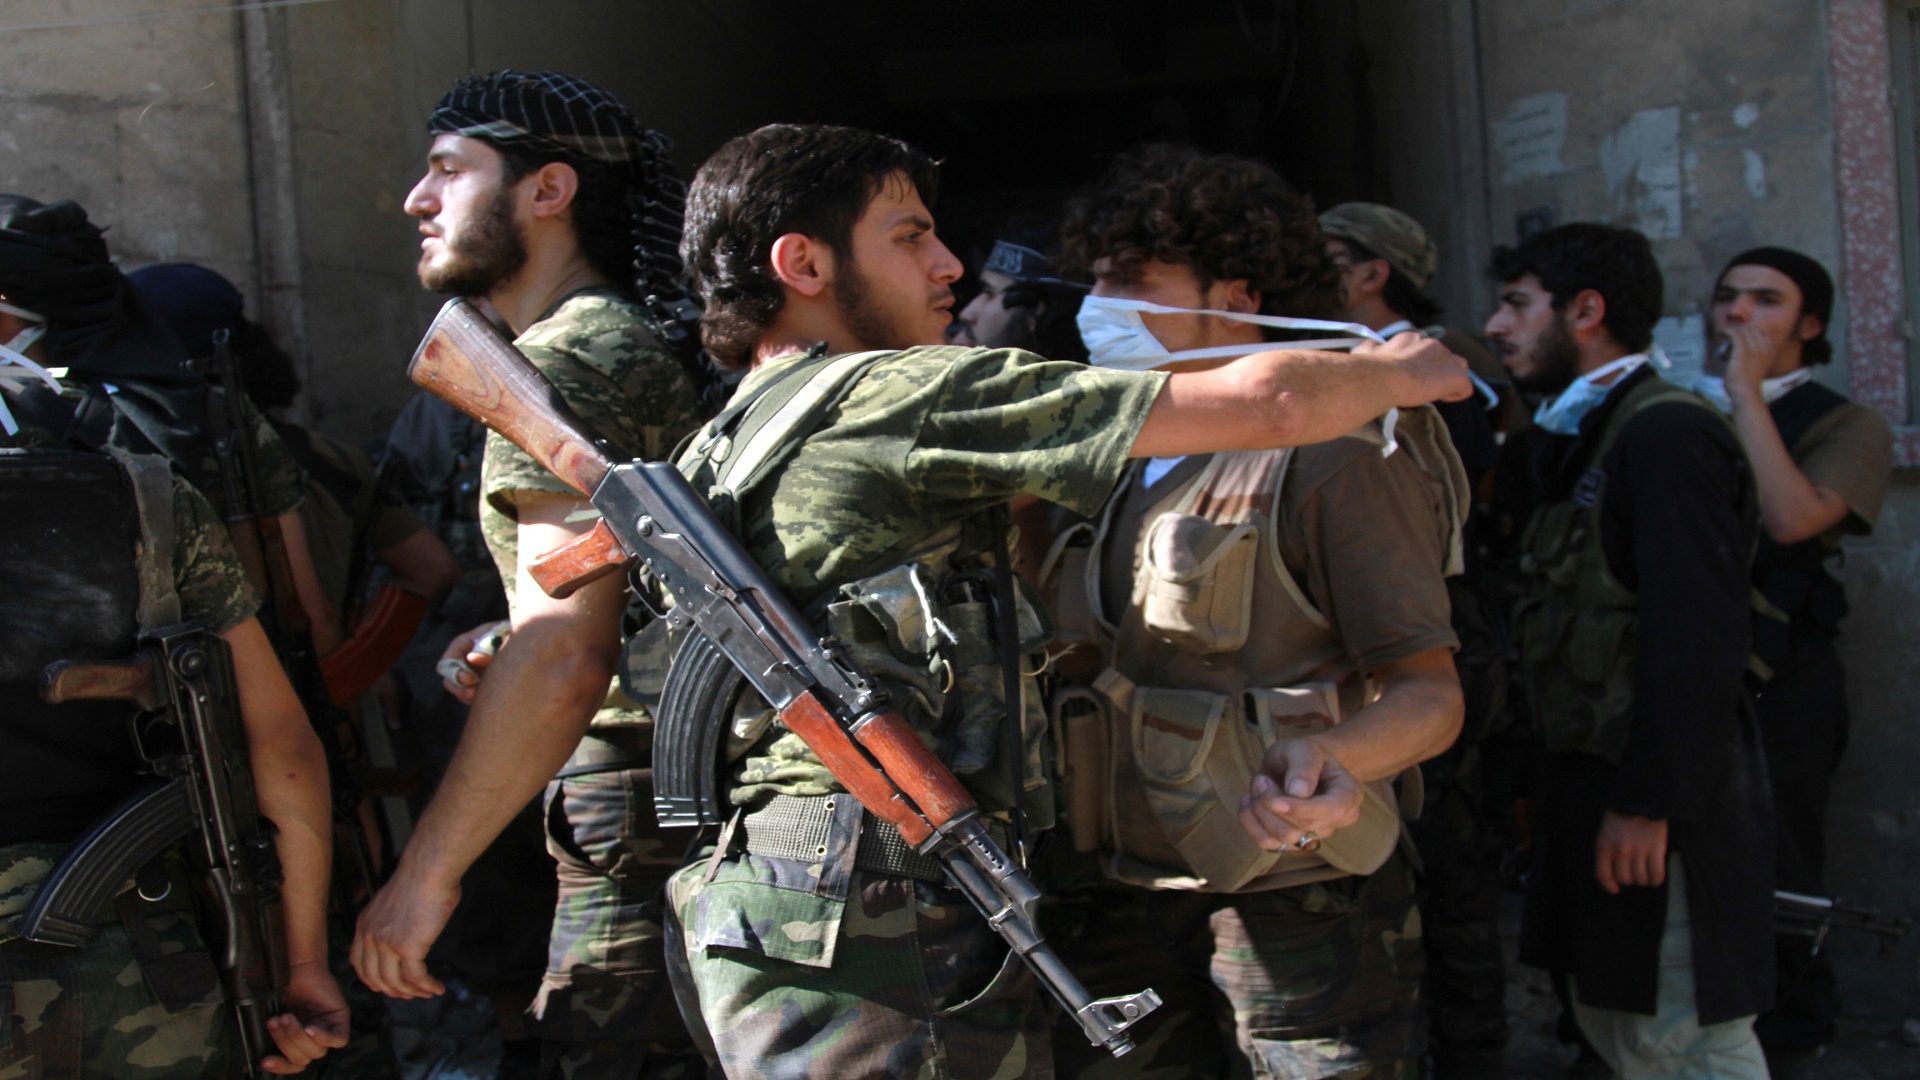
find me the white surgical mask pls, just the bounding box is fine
[1690,368,1813,414]
[1076,295,1381,371]
[0,322,60,437]
[1532,352,1648,436]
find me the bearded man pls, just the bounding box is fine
[1494,224,1772,1080]
[349,70,707,1078]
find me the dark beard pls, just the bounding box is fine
[833,257,913,351]
[1510,314,1582,394]
[418,185,527,297]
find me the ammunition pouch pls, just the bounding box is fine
[1091,670,1404,893]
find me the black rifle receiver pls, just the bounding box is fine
[28,623,291,1077]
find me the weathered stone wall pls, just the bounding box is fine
[1471,0,1920,1016]
[0,0,257,312]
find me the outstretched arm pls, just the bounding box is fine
[1131,333,1471,458]
[351,490,624,999]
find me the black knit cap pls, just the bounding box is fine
[1719,246,1834,327]
[427,69,667,174]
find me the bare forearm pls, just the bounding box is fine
[375,528,463,600]
[1728,388,1848,542]
[394,628,607,889]
[252,752,333,967]
[1305,661,1462,782]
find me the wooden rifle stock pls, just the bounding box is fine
[407,299,633,596]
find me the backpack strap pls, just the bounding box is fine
[104,446,184,631]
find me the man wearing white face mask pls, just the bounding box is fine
[1492,224,1772,1080]
[1699,248,1891,1058]
[1039,143,1470,1080]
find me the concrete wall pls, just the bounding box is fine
[0,0,258,314]
[1470,0,1920,1016]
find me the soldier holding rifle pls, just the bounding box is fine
[0,211,344,1074]
[412,122,1470,1078]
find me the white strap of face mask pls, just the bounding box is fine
[0,327,63,436]
[1163,336,1378,361]
[0,301,44,323]
[1091,296,1386,342]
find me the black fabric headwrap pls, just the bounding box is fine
[427,69,667,177]
[0,197,214,488]
[1720,246,1834,327]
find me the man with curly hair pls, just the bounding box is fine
[1037,143,1469,1080]
[658,124,1473,1079]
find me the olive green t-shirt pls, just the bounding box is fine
[711,345,1167,802]
[1792,398,1894,542]
[478,287,705,728]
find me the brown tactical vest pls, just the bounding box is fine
[1047,411,1467,893]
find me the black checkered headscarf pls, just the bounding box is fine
[429,71,708,374]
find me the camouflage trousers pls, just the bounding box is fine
[0,844,233,1079]
[526,762,702,1079]
[667,848,1052,1080]
[1043,848,1426,1080]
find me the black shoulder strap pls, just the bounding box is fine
[1768,380,1849,456]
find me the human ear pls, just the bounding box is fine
[1217,278,1259,314]
[1797,312,1824,344]
[1567,289,1608,334]
[1355,260,1390,297]
[769,233,830,298]
[527,162,580,220]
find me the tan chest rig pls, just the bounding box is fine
[1044,415,1466,894]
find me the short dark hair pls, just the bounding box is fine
[681,124,941,370]
[1341,236,1443,327]
[1488,223,1663,352]
[1061,143,1340,320]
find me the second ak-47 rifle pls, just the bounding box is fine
[200,329,380,908]
[407,298,1162,1056]
[1776,890,1910,955]
[23,623,290,1078]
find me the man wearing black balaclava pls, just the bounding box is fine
[1699,248,1893,1057]
[348,70,707,1078]
[0,197,339,651]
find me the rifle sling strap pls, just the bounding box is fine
[112,854,223,1014]
[105,447,183,631]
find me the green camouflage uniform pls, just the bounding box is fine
[666,346,1165,1080]
[475,287,705,1077]
[0,428,262,1079]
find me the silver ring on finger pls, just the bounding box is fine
[1294,831,1322,853]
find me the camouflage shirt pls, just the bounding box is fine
[479,287,705,728]
[169,469,260,633]
[699,345,1166,805]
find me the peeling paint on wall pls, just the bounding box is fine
[1599,106,1684,239]
[1493,90,1568,184]
[1653,313,1708,383]
[1742,148,1768,198]
[1733,101,1761,128]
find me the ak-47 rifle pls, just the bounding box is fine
[407,299,1162,1056]
[1776,890,1910,955]
[200,328,380,908]
[25,623,290,1078]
